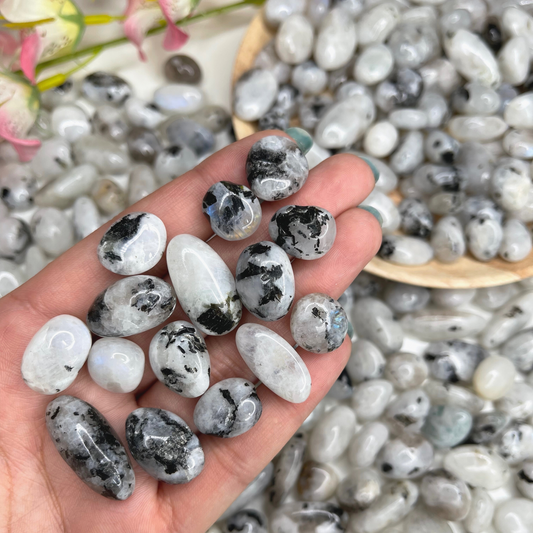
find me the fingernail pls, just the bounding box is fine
[359,205,383,227]
[360,156,380,183]
[285,127,313,155]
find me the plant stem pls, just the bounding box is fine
[35,0,264,75]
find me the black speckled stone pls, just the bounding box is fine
[125,407,204,484]
[224,509,268,533]
[82,72,131,105]
[45,395,135,500]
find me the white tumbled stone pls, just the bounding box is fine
[233,69,278,122]
[464,488,494,533]
[378,235,434,265]
[389,109,428,130]
[494,498,533,533]
[88,338,144,394]
[357,2,400,47]
[349,422,389,468]
[505,93,533,130]
[354,44,393,86]
[448,116,508,143]
[352,380,394,421]
[499,219,532,262]
[363,121,398,158]
[21,315,92,395]
[473,355,516,401]
[499,37,530,86]
[275,14,314,65]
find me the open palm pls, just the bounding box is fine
[0,131,380,533]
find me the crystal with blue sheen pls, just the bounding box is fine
[422,405,473,449]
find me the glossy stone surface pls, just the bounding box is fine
[422,405,473,449]
[473,355,516,400]
[443,445,510,490]
[202,181,261,241]
[93,105,130,143]
[269,433,307,505]
[275,14,314,65]
[290,293,347,354]
[0,217,31,261]
[378,437,434,479]
[21,315,92,395]
[271,502,348,533]
[149,321,210,398]
[424,379,484,414]
[91,179,127,215]
[124,98,166,130]
[236,241,295,321]
[421,470,472,521]
[223,510,267,533]
[246,136,308,201]
[346,339,385,383]
[309,405,356,462]
[0,163,37,210]
[87,338,143,394]
[297,461,338,501]
[384,352,428,390]
[502,328,533,373]
[74,135,130,176]
[87,275,176,337]
[51,104,91,142]
[81,72,131,105]
[153,84,205,114]
[465,487,494,533]
[164,54,202,84]
[154,145,198,185]
[73,196,100,240]
[352,380,393,421]
[379,235,434,265]
[337,468,381,512]
[385,388,431,436]
[470,411,510,445]
[269,205,336,260]
[234,69,278,121]
[167,234,242,336]
[125,407,204,484]
[193,378,262,438]
[127,127,162,164]
[348,421,389,468]
[236,323,311,403]
[97,212,166,276]
[493,498,533,533]
[31,208,74,257]
[46,396,134,500]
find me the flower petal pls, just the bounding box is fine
[0,133,40,161]
[0,29,19,56]
[19,31,41,84]
[159,0,191,51]
[163,24,188,51]
[0,0,66,23]
[123,5,161,61]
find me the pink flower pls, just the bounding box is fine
[0,71,41,161]
[124,0,194,61]
[16,0,85,84]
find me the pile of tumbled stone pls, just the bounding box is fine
[20,125,350,503]
[207,272,533,533]
[233,0,533,266]
[0,55,235,297]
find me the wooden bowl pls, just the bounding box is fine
[231,13,533,289]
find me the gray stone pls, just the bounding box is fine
[421,470,472,521]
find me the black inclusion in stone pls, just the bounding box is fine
[87,292,109,326]
[379,238,395,259]
[221,181,255,199]
[273,206,329,247]
[160,368,183,393]
[202,190,217,210]
[381,463,393,473]
[246,145,288,186]
[103,213,145,248]
[196,303,235,335]
[216,388,237,436]
[246,242,272,256]
[484,21,503,52]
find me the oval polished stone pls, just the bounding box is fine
[164,54,202,84]
[297,460,338,501]
[465,487,494,533]
[348,421,389,468]
[422,405,473,449]
[385,388,431,436]
[309,405,356,462]
[97,212,166,275]
[21,315,92,395]
[91,179,127,215]
[443,445,510,490]
[494,498,533,533]
[233,69,279,122]
[269,433,307,505]
[473,355,516,401]
[424,379,485,415]
[421,470,471,522]
[127,127,162,164]
[0,163,37,210]
[74,135,130,175]
[0,217,31,261]
[346,339,386,383]
[73,196,100,240]
[290,293,348,353]
[352,380,393,421]
[193,378,262,438]
[337,468,382,512]
[87,275,176,337]
[125,407,204,484]
[93,104,130,143]
[223,510,267,533]
[378,437,434,479]
[275,14,314,65]
[88,338,144,394]
[379,235,434,265]
[202,181,261,241]
[149,320,210,398]
[431,216,466,263]
[236,323,311,403]
[46,395,135,500]
[236,241,295,322]
[385,352,428,390]
[269,205,336,260]
[167,234,242,336]
[31,207,74,257]
[81,72,131,105]
[124,97,166,130]
[246,136,308,201]
[51,104,91,142]
[272,502,348,533]
[153,84,205,114]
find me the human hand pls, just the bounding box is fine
[0,131,380,533]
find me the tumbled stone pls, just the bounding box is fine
[465,487,494,533]
[379,437,434,479]
[503,129,533,160]
[309,405,356,462]
[291,60,327,95]
[124,98,166,130]
[379,235,434,265]
[337,468,381,512]
[452,82,501,116]
[401,309,487,341]
[297,461,338,501]
[0,217,30,262]
[422,405,473,448]
[298,94,333,131]
[473,355,516,401]
[517,461,533,500]
[363,121,398,159]
[127,127,162,164]
[93,105,130,143]
[21,315,92,395]
[348,422,389,468]
[398,198,433,238]
[470,411,510,445]
[167,234,241,336]
[403,508,453,533]
[46,395,134,499]
[223,510,267,533]
[246,136,308,201]
[390,131,425,176]
[357,2,400,46]
[275,14,314,65]
[87,275,176,337]
[30,137,73,182]
[424,379,484,414]
[31,207,74,257]
[502,328,533,373]
[499,219,532,262]
[82,72,131,105]
[91,179,127,215]
[126,407,204,484]
[385,388,431,436]
[128,164,156,206]
[431,216,466,263]
[419,91,449,128]
[443,445,510,490]
[360,190,400,234]
[424,339,487,382]
[192,105,231,134]
[97,212,166,276]
[314,8,357,71]
[505,93,533,130]
[236,241,294,322]
[269,205,335,260]
[269,432,307,505]
[153,84,205,114]
[476,284,519,311]
[164,54,201,84]
[499,36,530,85]
[73,135,130,175]
[87,338,144,394]
[352,380,393,421]
[448,116,508,143]
[428,192,464,216]
[348,481,418,533]
[73,196,100,240]
[327,369,353,400]
[41,79,76,109]
[149,320,210,398]
[384,283,430,314]
[272,502,348,533]
[164,117,214,157]
[0,163,37,210]
[154,145,198,185]
[236,323,311,403]
[431,288,476,308]
[354,44,394,86]
[290,293,347,353]
[346,339,385,383]
[389,22,439,69]
[494,498,533,533]
[202,181,261,241]
[421,470,472,521]
[51,104,91,143]
[253,42,292,85]
[385,352,428,390]
[35,164,98,209]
